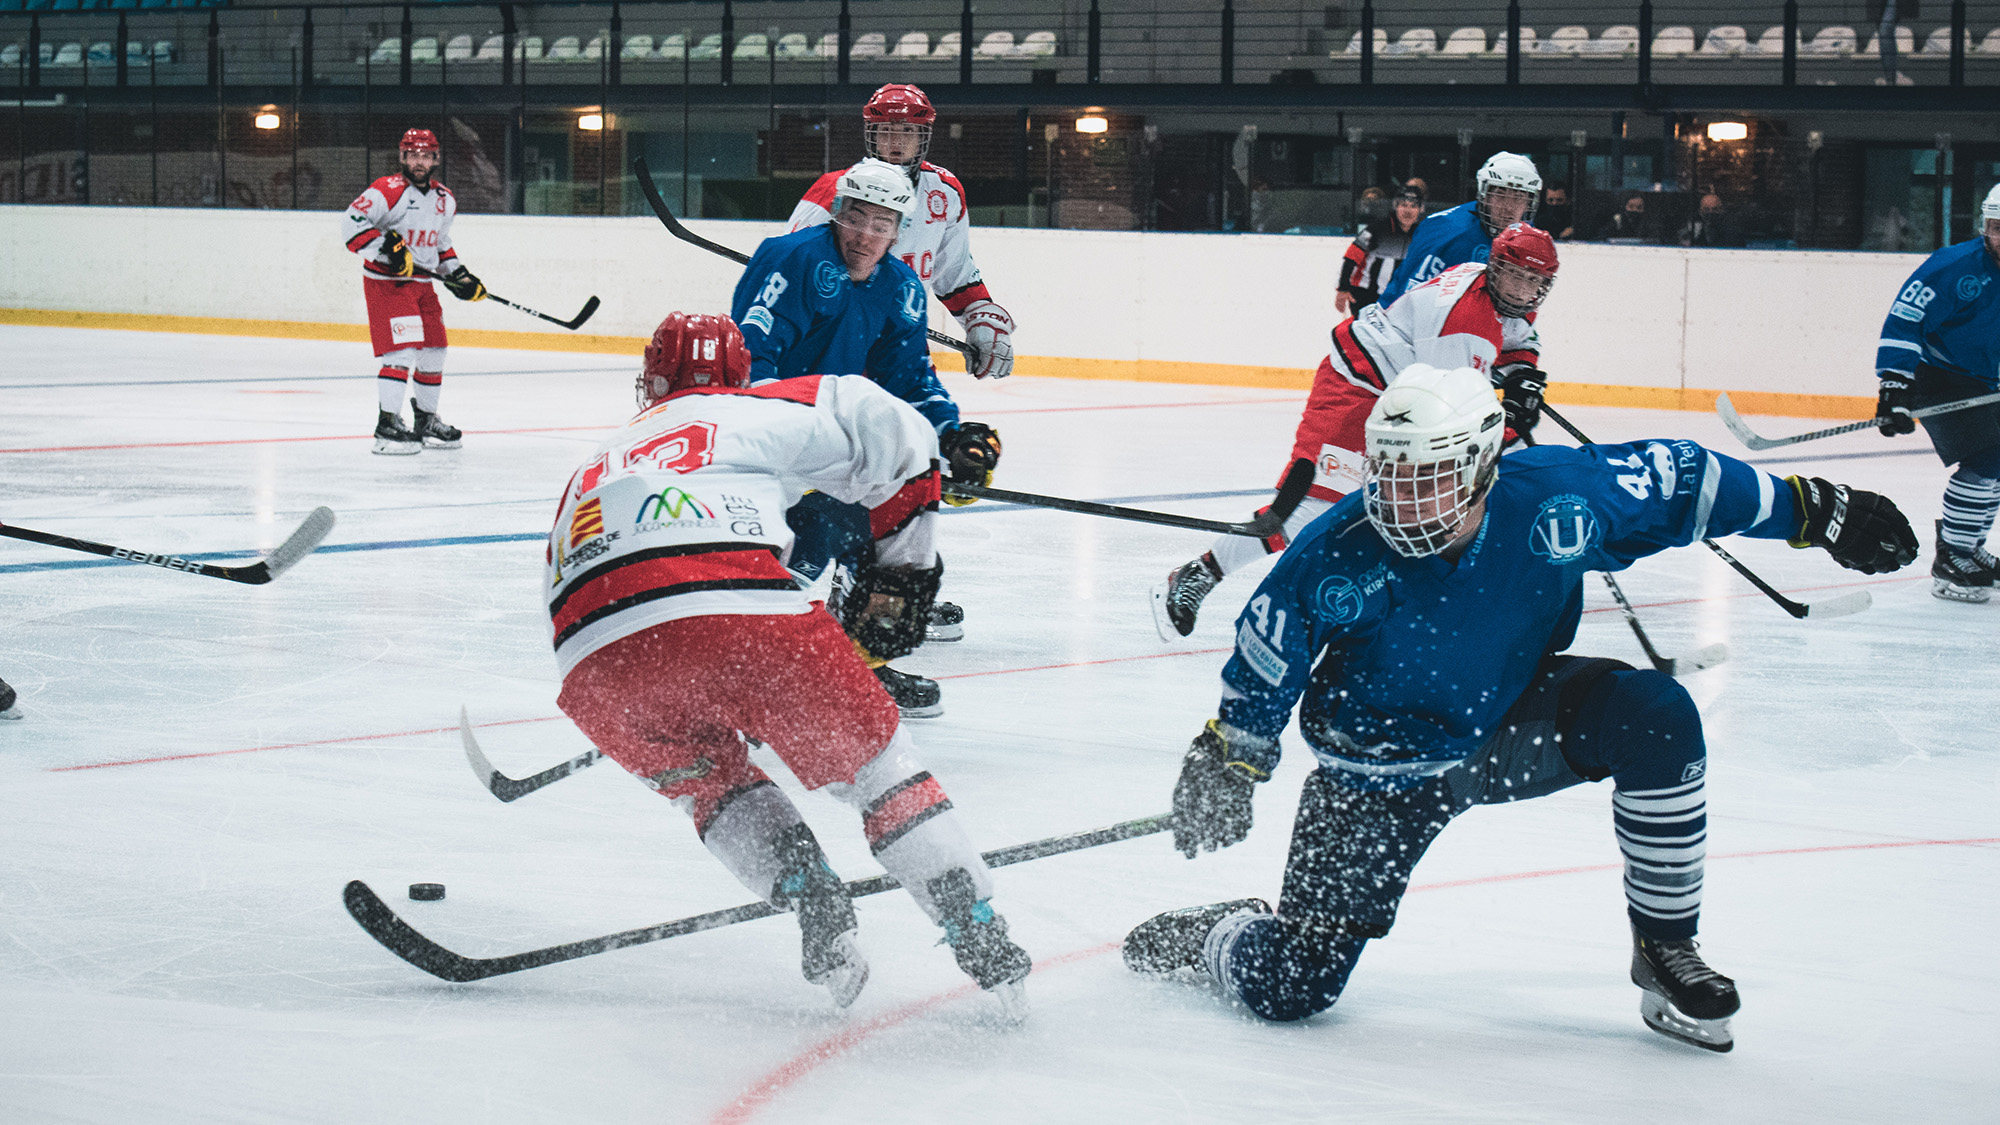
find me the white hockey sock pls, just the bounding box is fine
[700,782,808,903]
[1939,469,2000,559]
[376,366,411,413]
[412,372,444,414]
[821,725,991,923]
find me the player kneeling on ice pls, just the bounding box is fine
[1125,364,1918,1052]
[545,311,1031,1015]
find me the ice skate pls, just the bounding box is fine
[412,407,463,450]
[925,600,965,643]
[873,664,943,719]
[1631,927,1739,1052]
[1122,899,1272,974]
[372,409,422,455]
[0,677,20,720]
[1151,553,1222,640]
[1931,521,1997,603]
[773,824,868,1008]
[929,867,1032,1021]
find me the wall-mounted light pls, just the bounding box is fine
[578,113,604,131]
[1074,114,1108,135]
[1706,121,1748,142]
[254,112,282,130]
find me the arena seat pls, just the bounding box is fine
[1919,27,1972,55]
[1382,29,1437,56]
[475,34,503,60]
[368,37,400,64]
[1977,28,2000,54]
[1802,26,1858,55]
[931,31,961,58]
[812,32,838,58]
[620,34,653,59]
[546,35,580,60]
[51,41,81,65]
[1018,30,1056,57]
[1699,26,1749,56]
[409,37,439,63]
[974,31,1014,58]
[1860,26,1914,56]
[515,36,543,61]
[732,32,767,59]
[1537,26,1588,55]
[891,31,929,58]
[1438,27,1486,57]
[444,34,473,61]
[1336,28,1389,56]
[775,32,812,60]
[851,31,887,59]
[1581,25,1639,56]
[1653,26,1696,55]
[689,33,722,59]
[1482,27,1535,57]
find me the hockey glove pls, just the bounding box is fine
[376,231,414,278]
[940,422,1002,507]
[1875,373,1916,436]
[1498,367,1548,445]
[1786,475,1918,574]
[959,300,1016,380]
[1172,720,1273,858]
[841,558,943,662]
[440,265,487,302]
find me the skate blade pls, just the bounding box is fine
[896,701,945,720]
[421,436,462,449]
[1932,577,1992,603]
[0,706,22,720]
[924,622,964,643]
[1640,990,1733,1052]
[1149,582,1188,642]
[809,933,869,1009]
[986,978,1029,1025]
[372,437,422,456]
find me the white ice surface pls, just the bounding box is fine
[1,325,1996,1123]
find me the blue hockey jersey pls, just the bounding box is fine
[730,225,960,432]
[1377,202,1490,308]
[1214,440,1801,791]
[1873,238,2000,391]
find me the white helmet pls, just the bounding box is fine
[1982,183,2000,224]
[1476,151,1542,236]
[1363,364,1506,558]
[832,158,918,233]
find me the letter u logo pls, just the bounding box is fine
[1543,515,1588,557]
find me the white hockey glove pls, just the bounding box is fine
[958,299,1015,380]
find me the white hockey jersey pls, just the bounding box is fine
[545,375,942,676]
[340,174,462,282]
[1327,262,1540,392]
[787,162,994,318]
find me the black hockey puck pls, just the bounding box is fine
[408,882,447,901]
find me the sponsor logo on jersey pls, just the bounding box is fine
[1957,273,1986,301]
[926,189,948,220]
[568,498,604,549]
[813,260,845,299]
[1314,576,1366,625]
[388,315,425,344]
[1234,620,1290,686]
[742,306,776,334]
[1681,759,1706,782]
[1529,493,1601,564]
[1645,442,1680,499]
[1314,443,1367,493]
[635,487,715,523]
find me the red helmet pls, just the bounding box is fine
[637,312,752,409]
[1484,223,1558,318]
[400,128,440,155]
[862,84,934,168]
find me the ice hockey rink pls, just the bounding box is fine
[2,323,1995,1123]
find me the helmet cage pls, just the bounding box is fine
[1364,442,1500,558]
[1474,152,1542,237]
[1477,185,1538,238]
[1485,257,1555,319]
[864,121,933,169]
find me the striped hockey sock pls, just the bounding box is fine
[1613,775,1707,940]
[376,366,410,412]
[412,371,444,414]
[1939,469,2000,563]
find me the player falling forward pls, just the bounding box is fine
[544,312,1030,1015]
[1873,182,2000,602]
[788,83,1017,383]
[1376,150,1542,308]
[738,158,1003,717]
[1124,364,1918,1051]
[339,127,488,455]
[1153,222,1557,639]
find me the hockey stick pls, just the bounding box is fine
[461,707,602,802]
[945,459,1314,539]
[344,812,1173,982]
[1538,404,1869,620]
[415,268,600,331]
[0,507,335,586]
[630,156,976,362]
[1519,431,1725,675]
[1714,389,2000,452]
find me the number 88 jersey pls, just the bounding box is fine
[544,375,944,675]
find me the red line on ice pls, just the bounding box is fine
[47,715,563,771]
[711,835,1999,1123]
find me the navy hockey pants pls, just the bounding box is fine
[1218,655,1709,1023]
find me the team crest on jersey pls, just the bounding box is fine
[899,280,923,323]
[813,260,845,299]
[1529,494,1601,564]
[1314,576,1366,625]
[927,190,948,220]
[568,498,604,549]
[1471,244,1491,262]
[1958,274,1986,301]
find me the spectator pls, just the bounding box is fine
[1539,185,1576,240]
[1597,193,1649,241]
[1403,177,1430,201]
[1680,193,1742,248]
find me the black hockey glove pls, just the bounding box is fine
[376,231,414,278]
[841,558,943,662]
[1498,367,1547,444]
[1786,475,1919,574]
[940,422,1002,507]
[440,265,487,302]
[1875,373,1916,436]
[1172,720,1273,859]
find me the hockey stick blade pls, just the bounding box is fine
[631,156,975,361]
[345,813,1173,982]
[486,292,601,331]
[460,707,602,802]
[1597,572,1727,677]
[1714,390,2000,452]
[0,505,334,585]
[1799,589,1872,619]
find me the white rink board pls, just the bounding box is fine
[0,203,1929,398]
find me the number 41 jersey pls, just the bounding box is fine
[544,375,943,676]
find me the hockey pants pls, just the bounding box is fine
[1213,655,1710,1022]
